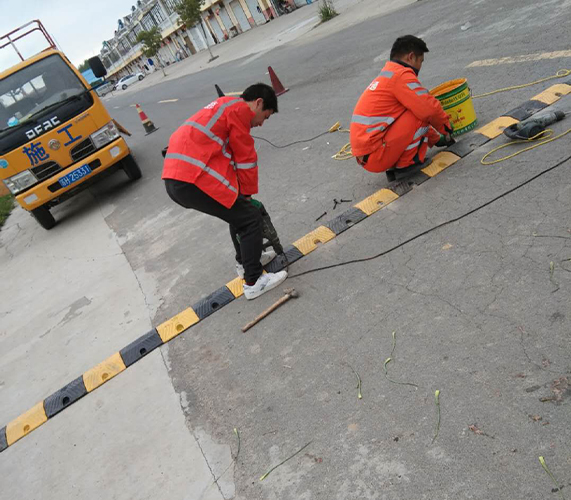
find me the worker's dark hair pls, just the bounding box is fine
[390,35,429,60]
[241,83,278,113]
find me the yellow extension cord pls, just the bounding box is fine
[480,128,571,165]
[331,69,571,163]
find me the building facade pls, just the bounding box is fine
[99,0,306,80]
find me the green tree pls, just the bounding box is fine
[78,59,91,73]
[174,0,218,62]
[137,27,167,76]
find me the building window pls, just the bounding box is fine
[150,5,166,25]
[141,13,156,31]
[163,0,179,15]
[128,32,138,45]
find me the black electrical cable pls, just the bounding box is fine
[252,130,330,149]
[289,153,571,279]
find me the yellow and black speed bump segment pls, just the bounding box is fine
[2,79,571,454]
[0,426,7,453]
[120,329,163,367]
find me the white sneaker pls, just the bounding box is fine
[236,249,277,278]
[243,271,288,300]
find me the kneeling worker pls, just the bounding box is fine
[350,35,453,180]
[163,83,287,300]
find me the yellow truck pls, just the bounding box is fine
[0,20,140,229]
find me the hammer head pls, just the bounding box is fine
[284,288,299,298]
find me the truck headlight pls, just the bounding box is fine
[90,121,119,149]
[3,170,38,195]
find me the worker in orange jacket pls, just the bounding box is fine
[350,35,453,181]
[163,84,287,300]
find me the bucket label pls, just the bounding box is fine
[440,88,470,108]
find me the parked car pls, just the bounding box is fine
[114,72,145,91]
[95,81,114,97]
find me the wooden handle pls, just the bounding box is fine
[241,295,291,332]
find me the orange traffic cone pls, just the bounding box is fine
[135,104,158,135]
[268,66,289,96]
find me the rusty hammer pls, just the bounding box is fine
[241,288,299,332]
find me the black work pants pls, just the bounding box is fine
[165,179,263,284]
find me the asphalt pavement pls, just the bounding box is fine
[1,1,570,499]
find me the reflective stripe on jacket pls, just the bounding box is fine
[162,96,258,208]
[350,61,451,156]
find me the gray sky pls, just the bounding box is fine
[0,0,137,71]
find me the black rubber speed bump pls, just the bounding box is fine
[405,170,431,186]
[120,329,163,367]
[505,100,548,121]
[264,252,289,273]
[0,426,7,453]
[192,286,235,320]
[389,180,413,197]
[325,207,368,235]
[447,131,490,158]
[265,245,304,273]
[44,377,87,418]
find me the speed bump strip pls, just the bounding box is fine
[157,307,200,342]
[192,286,235,320]
[5,92,571,453]
[531,83,571,105]
[422,151,461,178]
[476,116,519,139]
[355,189,399,215]
[83,352,126,392]
[6,402,47,446]
[226,277,245,298]
[505,99,548,121]
[0,427,7,452]
[120,329,163,367]
[325,207,368,235]
[293,226,336,255]
[44,377,87,418]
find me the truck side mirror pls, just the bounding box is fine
[88,57,107,78]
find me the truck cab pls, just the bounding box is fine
[0,20,140,229]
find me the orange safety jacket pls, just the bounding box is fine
[162,96,258,208]
[350,60,451,157]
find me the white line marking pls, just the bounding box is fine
[158,99,179,103]
[468,50,571,67]
[130,104,137,107]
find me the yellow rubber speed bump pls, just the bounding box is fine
[531,83,571,105]
[476,116,519,139]
[6,402,47,446]
[226,276,245,298]
[83,352,126,392]
[157,307,200,342]
[293,226,336,255]
[422,151,461,177]
[355,189,399,215]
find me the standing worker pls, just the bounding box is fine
[350,35,454,181]
[163,83,287,300]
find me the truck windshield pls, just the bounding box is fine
[0,54,86,130]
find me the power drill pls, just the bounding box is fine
[248,198,284,256]
[503,110,566,140]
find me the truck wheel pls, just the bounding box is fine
[122,154,142,180]
[31,205,56,230]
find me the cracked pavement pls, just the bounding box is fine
[1,0,571,498]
